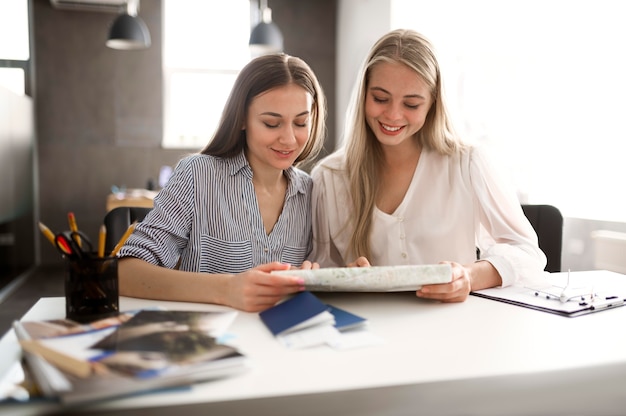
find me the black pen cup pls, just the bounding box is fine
[64,254,119,323]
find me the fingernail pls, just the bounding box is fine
[299,286,306,291]
[297,278,305,285]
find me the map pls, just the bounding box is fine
[272,264,452,292]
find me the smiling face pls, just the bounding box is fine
[244,83,313,173]
[364,61,433,150]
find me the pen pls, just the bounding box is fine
[98,225,106,258]
[590,297,625,311]
[67,212,81,247]
[38,222,56,247]
[109,222,136,257]
[559,269,571,303]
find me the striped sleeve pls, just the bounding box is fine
[118,156,196,268]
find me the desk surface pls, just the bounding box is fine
[2,270,626,416]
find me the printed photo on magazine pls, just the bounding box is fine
[91,310,239,377]
[12,309,246,404]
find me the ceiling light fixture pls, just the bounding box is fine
[106,0,151,50]
[249,0,283,56]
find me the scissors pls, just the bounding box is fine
[55,230,93,260]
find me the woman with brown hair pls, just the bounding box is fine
[118,54,327,312]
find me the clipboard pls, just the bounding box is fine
[471,270,626,317]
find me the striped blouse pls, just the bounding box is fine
[118,151,313,274]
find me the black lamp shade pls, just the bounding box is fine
[249,21,284,54]
[106,13,151,50]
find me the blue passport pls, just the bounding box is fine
[259,291,333,336]
[327,305,367,331]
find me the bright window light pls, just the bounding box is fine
[392,0,626,222]
[0,0,29,61]
[0,68,25,96]
[163,0,251,150]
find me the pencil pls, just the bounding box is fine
[38,222,56,247]
[109,222,136,257]
[98,224,106,258]
[19,339,93,379]
[67,212,81,247]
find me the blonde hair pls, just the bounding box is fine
[343,29,465,261]
[201,53,326,169]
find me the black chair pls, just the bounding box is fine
[521,204,563,273]
[103,206,152,253]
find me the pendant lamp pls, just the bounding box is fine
[106,0,151,50]
[249,0,283,55]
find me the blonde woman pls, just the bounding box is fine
[311,29,545,302]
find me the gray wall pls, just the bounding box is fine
[0,87,36,289]
[33,0,337,265]
[272,0,337,157]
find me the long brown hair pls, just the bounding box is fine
[201,54,326,168]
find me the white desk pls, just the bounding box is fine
[2,270,626,416]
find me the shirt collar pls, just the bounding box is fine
[283,166,307,197]
[227,150,250,177]
[227,150,307,196]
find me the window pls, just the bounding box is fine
[163,0,251,149]
[0,68,25,96]
[392,0,626,223]
[0,0,29,95]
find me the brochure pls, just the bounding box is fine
[13,309,247,405]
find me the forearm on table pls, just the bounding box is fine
[118,257,231,305]
[466,260,502,291]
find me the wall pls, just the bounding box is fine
[271,0,337,156]
[336,0,390,146]
[0,86,36,290]
[33,0,337,265]
[34,0,180,265]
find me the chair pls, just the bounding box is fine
[103,206,152,253]
[521,204,563,273]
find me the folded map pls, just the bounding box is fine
[272,264,452,292]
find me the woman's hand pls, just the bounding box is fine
[347,256,371,267]
[416,261,471,303]
[227,262,305,312]
[291,260,320,270]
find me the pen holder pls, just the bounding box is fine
[64,254,119,323]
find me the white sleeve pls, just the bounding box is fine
[310,163,348,268]
[470,146,547,286]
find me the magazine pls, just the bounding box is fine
[13,309,247,405]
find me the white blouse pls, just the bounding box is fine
[310,146,547,287]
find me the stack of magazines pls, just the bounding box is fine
[12,309,247,405]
